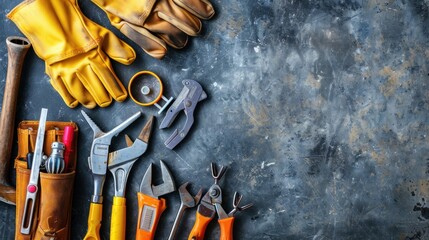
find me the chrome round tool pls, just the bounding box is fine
[46,142,65,174]
[128,71,173,114]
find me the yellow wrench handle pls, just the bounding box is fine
[110,196,127,240]
[136,192,166,240]
[219,217,235,240]
[188,212,213,240]
[84,202,103,240]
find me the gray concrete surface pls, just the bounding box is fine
[1,0,429,239]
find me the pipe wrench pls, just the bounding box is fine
[82,110,141,240]
[160,79,207,149]
[108,116,154,240]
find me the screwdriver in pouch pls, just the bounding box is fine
[26,152,47,171]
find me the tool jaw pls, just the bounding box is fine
[81,110,103,139]
[211,163,227,184]
[195,163,227,219]
[137,115,154,143]
[152,160,176,196]
[139,160,176,198]
[160,80,207,149]
[140,163,154,198]
[178,182,203,208]
[83,111,142,174]
[215,203,229,219]
[228,192,253,217]
[197,192,216,218]
[215,192,254,220]
[108,139,147,168]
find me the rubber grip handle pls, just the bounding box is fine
[136,192,166,240]
[188,212,213,240]
[219,217,235,240]
[84,202,103,240]
[110,196,127,240]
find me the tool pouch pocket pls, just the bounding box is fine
[34,171,75,240]
[14,121,78,240]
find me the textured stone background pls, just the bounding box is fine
[1,0,429,239]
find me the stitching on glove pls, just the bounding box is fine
[45,40,98,65]
[138,0,157,25]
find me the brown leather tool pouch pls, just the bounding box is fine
[14,121,78,240]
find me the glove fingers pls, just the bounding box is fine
[81,12,136,65]
[76,64,114,108]
[157,11,202,37]
[146,14,190,49]
[157,0,202,37]
[119,22,168,59]
[173,0,215,20]
[50,74,98,109]
[100,27,136,65]
[88,60,128,104]
[49,77,80,109]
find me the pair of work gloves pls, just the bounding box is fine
[7,0,214,108]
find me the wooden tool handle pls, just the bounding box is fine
[219,217,235,240]
[0,37,31,204]
[136,192,166,240]
[110,196,127,240]
[188,212,213,240]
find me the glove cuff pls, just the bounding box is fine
[7,0,98,65]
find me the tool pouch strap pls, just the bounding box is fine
[14,121,78,240]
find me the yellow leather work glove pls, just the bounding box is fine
[7,0,136,108]
[91,0,215,59]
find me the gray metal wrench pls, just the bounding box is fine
[168,182,203,240]
[108,116,154,240]
[82,110,141,240]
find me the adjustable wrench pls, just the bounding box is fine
[108,116,154,240]
[168,182,202,240]
[136,160,176,240]
[82,110,141,240]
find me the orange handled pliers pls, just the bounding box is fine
[188,163,227,240]
[215,192,253,240]
[188,163,253,240]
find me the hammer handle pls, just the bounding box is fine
[0,37,30,183]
